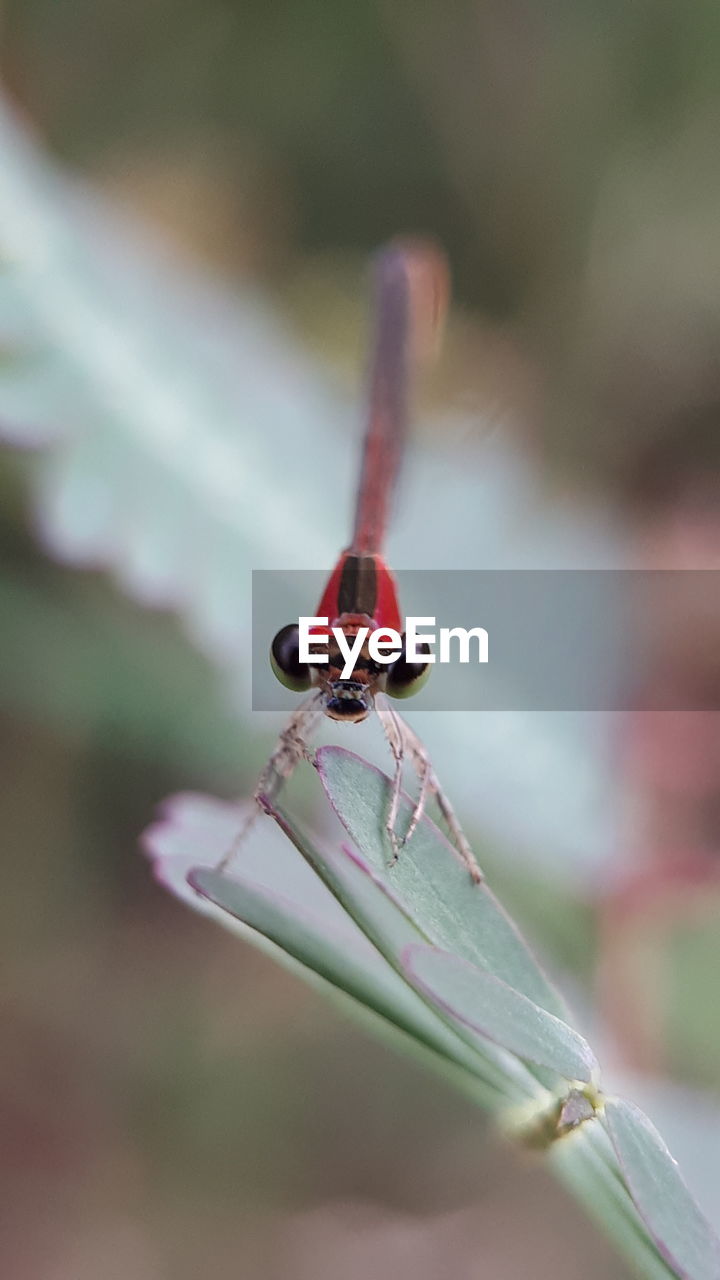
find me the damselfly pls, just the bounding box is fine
[221,242,481,882]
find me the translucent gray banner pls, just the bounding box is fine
[252,570,720,711]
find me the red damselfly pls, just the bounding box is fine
[221,242,481,882]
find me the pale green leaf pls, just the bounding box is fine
[317,746,567,1019]
[402,943,597,1081]
[605,1097,720,1280]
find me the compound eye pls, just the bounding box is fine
[386,634,432,700]
[270,624,312,692]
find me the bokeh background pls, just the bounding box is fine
[2,3,720,1277]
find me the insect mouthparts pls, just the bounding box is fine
[333,680,366,698]
[325,680,372,722]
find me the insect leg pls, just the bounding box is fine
[375,695,483,883]
[217,691,325,873]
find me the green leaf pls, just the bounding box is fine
[144,784,714,1280]
[550,1123,678,1280]
[189,866,493,1077]
[146,795,503,1107]
[402,943,598,1082]
[317,746,568,1020]
[267,799,544,1106]
[604,1097,720,1280]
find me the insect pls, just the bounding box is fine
[221,241,481,882]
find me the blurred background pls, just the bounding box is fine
[2,2,720,1277]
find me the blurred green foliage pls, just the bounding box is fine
[7,0,720,483]
[1,2,719,1276]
